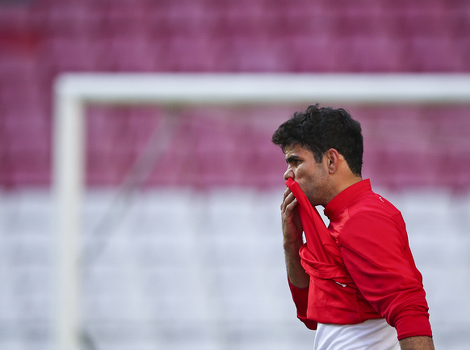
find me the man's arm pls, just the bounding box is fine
[284,238,309,288]
[399,336,435,350]
[338,213,433,344]
[281,187,309,288]
[281,187,317,330]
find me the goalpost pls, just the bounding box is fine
[53,73,470,350]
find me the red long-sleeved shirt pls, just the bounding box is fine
[287,178,432,340]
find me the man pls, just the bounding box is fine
[272,104,434,350]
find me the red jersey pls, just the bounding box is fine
[286,178,432,340]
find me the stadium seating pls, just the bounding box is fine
[0,10,469,189]
[0,188,469,349]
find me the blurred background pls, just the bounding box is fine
[1,0,470,349]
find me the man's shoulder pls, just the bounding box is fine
[349,191,401,218]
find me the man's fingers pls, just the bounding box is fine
[281,193,297,213]
[281,189,293,210]
[286,198,298,213]
[283,186,291,201]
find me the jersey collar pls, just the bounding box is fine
[324,179,372,221]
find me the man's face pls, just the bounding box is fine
[283,144,330,207]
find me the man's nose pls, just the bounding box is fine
[284,166,294,181]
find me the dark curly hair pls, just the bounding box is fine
[272,104,363,176]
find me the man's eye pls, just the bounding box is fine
[286,157,301,166]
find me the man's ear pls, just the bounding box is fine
[326,148,340,174]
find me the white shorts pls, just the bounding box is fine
[314,318,400,350]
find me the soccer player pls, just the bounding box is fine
[272,105,434,350]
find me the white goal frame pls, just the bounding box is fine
[53,73,470,350]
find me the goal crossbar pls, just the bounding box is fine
[56,73,470,105]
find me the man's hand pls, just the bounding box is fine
[399,336,435,350]
[281,187,309,288]
[281,187,303,244]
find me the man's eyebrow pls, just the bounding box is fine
[286,155,301,163]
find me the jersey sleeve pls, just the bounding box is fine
[288,279,318,330]
[337,212,432,340]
